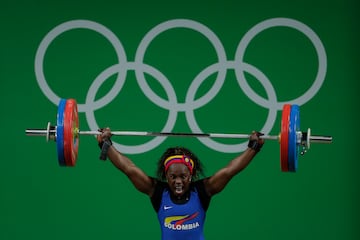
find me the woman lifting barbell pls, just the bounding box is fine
[97,127,264,240]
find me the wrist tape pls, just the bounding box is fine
[99,139,112,161]
[98,138,112,149]
[248,139,262,152]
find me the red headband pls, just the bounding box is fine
[164,155,194,174]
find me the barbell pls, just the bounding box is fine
[25,98,332,172]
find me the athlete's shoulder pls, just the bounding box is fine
[192,178,211,211]
[150,180,168,212]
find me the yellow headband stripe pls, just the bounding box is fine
[164,155,194,173]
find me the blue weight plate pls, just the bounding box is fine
[56,99,66,166]
[288,105,300,172]
[294,105,300,171]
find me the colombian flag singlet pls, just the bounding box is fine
[157,188,206,240]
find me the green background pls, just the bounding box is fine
[1,0,359,239]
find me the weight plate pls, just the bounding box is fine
[63,99,79,166]
[56,99,66,166]
[288,105,300,172]
[280,104,291,172]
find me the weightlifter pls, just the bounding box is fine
[97,128,264,240]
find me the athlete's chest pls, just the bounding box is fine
[158,190,205,221]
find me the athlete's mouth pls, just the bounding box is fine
[175,185,183,194]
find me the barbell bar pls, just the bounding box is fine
[25,98,332,171]
[26,126,330,142]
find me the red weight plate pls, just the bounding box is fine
[63,99,79,166]
[280,104,291,172]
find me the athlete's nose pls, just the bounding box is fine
[175,177,182,184]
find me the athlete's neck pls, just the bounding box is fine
[170,191,190,204]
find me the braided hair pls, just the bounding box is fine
[156,146,204,181]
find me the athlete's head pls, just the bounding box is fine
[157,147,204,197]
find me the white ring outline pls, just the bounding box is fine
[34,20,128,113]
[84,62,178,154]
[235,18,327,109]
[135,19,228,112]
[186,61,278,152]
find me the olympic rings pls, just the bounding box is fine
[34,18,327,154]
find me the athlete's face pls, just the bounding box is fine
[165,163,192,198]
